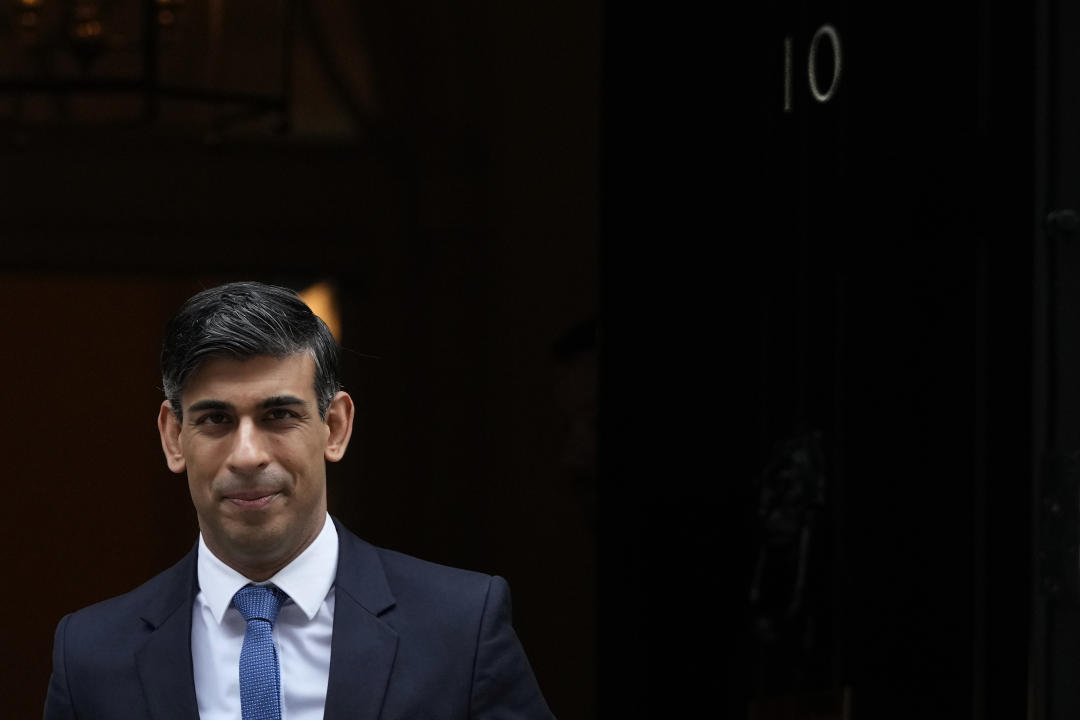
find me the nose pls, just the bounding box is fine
[227,417,270,475]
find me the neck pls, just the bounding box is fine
[202,514,328,582]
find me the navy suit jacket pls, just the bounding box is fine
[44,517,555,719]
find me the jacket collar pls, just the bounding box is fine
[324,516,400,720]
[135,544,201,720]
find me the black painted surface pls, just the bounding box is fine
[601,1,1036,717]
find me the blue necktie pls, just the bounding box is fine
[232,584,287,720]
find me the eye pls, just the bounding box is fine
[266,408,298,421]
[194,412,231,426]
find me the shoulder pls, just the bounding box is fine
[59,546,196,642]
[378,545,508,614]
[334,520,504,622]
[376,545,493,591]
[46,549,197,718]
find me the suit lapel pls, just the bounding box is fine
[134,545,200,720]
[128,522,398,720]
[324,518,399,720]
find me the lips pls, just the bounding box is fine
[223,488,281,509]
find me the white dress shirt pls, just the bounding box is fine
[192,513,339,720]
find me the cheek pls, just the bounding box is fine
[185,466,212,498]
[181,441,225,482]
[272,435,321,470]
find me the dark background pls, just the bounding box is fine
[0,0,599,717]
[10,0,1080,718]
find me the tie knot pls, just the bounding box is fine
[232,584,287,625]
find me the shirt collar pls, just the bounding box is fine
[197,512,339,624]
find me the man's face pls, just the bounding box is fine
[158,353,352,579]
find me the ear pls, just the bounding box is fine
[324,391,355,463]
[157,401,187,474]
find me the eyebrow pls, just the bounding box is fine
[185,396,308,414]
[260,395,308,409]
[187,399,230,414]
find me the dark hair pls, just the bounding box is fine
[161,281,341,420]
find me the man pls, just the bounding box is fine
[44,281,555,720]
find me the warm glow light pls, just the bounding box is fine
[298,281,341,342]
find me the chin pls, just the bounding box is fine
[213,516,285,551]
